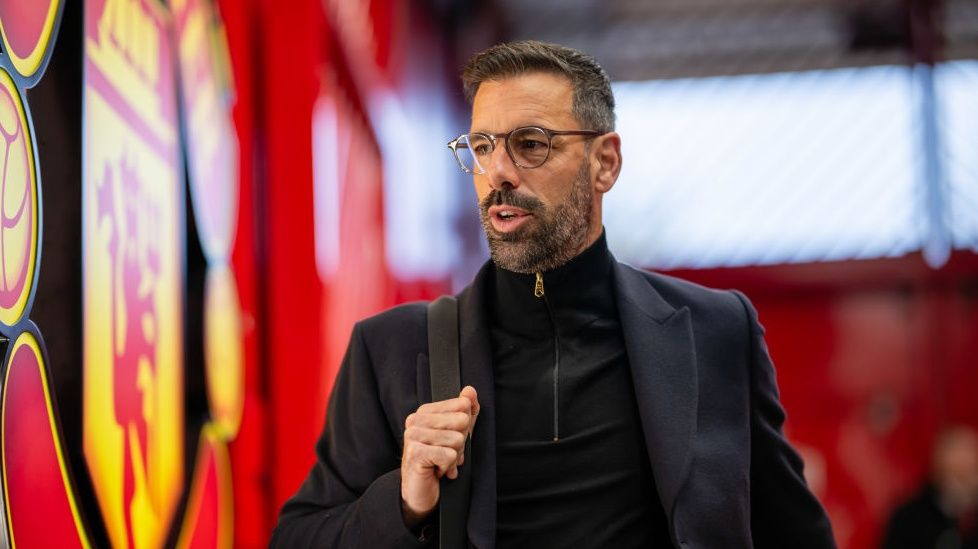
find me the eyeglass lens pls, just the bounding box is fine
[456,134,489,173]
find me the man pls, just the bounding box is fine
[272,40,835,548]
[882,426,978,549]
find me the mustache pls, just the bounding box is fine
[480,188,544,214]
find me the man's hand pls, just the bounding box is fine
[400,386,480,527]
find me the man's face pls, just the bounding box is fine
[470,72,598,274]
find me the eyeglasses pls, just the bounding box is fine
[447,126,603,174]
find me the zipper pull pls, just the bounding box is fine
[534,272,545,298]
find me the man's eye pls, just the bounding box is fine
[516,139,547,151]
[473,143,492,156]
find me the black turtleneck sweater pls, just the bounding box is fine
[489,233,671,548]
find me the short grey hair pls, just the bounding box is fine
[462,40,616,133]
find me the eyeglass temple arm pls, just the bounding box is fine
[548,129,603,137]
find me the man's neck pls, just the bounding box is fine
[489,231,615,334]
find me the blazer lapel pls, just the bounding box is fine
[612,261,698,523]
[457,263,496,549]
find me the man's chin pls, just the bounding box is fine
[489,229,528,243]
[486,235,547,273]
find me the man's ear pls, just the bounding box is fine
[592,132,622,194]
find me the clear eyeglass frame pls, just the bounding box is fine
[446,126,603,174]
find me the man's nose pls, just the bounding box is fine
[484,144,520,190]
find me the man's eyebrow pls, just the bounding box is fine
[468,124,541,135]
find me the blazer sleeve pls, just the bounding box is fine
[733,291,837,548]
[270,322,432,549]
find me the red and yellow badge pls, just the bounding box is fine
[83,0,184,547]
[1,328,90,548]
[0,0,61,81]
[0,68,39,329]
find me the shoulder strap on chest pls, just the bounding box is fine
[427,295,471,549]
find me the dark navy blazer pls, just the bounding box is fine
[271,259,836,549]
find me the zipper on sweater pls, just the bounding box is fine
[536,272,560,442]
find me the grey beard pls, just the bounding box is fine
[479,160,593,274]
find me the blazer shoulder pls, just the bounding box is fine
[358,301,428,333]
[621,262,747,322]
[354,301,429,356]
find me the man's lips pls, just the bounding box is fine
[487,205,533,233]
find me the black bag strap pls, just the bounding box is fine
[427,295,471,549]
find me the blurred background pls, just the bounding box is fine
[0,0,976,548]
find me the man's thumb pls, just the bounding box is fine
[460,385,479,418]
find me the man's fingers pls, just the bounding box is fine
[405,411,470,431]
[429,447,458,478]
[401,389,477,487]
[404,426,466,451]
[404,442,458,475]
